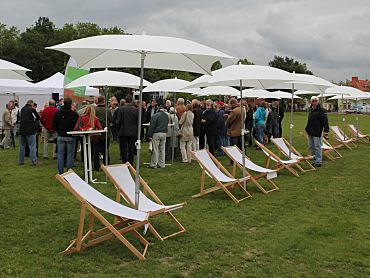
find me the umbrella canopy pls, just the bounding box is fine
[268,73,336,93]
[271,90,302,99]
[325,86,367,97]
[0,59,32,81]
[199,86,240,96]
[242,89,281,99]
[183,64,298,89]
[65,69,152,89]
[48,33,233,209]
[142,77,202,94]
[47,33,233,75]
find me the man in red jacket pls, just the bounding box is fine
[40,99,58,159]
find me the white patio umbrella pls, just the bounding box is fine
[242,89,281,99]
[66,69,152,181]
[183,64,301,187]
[271,90,302,99]
[200,86,240,97]
[0,59,32,81]
[267,74,337,158]
[143,77,203,164]
[326,86,370,139]
[48,32,233,209]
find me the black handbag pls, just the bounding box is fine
[76,116,83,131]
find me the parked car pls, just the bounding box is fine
[346,108,362,114]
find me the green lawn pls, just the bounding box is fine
[1,112,369,277]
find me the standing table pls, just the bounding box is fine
[67,128,107,184]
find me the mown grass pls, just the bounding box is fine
[1,112,369,277]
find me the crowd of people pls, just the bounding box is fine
[1,94,288,173]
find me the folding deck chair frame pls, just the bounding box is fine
[299,132,342,161]
[190,149,252,203]
[346,124,370,144]
[271,137,316,172]
[56,170,150,261]
[221,145,279,194]
[101,163,187,241]
[255,141,302,178]
[330,126,357,150]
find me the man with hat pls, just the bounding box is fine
[147,100,169,169]
[305,95,329,167]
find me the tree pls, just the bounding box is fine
[268,55,313,75]
[237,58,254,65]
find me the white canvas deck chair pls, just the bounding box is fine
[221,145,279,194]
[190,149,252,203]
[330,126,357,150]
[101,163,187,241]
[255,141,302,178]
[271,137,316,172]
[56,170,150,261]
[300,132,342,161]
[346,124,370,144]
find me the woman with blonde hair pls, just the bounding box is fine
[74,105,103,170]
[178,103,194,163]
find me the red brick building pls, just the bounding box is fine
[349,77,370,91]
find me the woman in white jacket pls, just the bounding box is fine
[178,103,194,163]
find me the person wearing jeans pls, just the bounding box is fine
[18,100,40,165]
[57,137,75,174]
[52,97,79,174]
[254,101,267,150]
[305,95,329,167]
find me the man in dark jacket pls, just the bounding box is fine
[52,97,79,174]
[18,100,40,166]
[192,99,202,152]
[215,101,227,156]
[203,99,217,156]
[116,94,138,166]
[274,101,284,138]
[305,95,329,167]
[94,96,112,170]
[147,100,168,169]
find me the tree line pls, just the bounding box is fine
[1,17,321,102]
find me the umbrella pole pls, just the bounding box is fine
[289,84,294,159]
[356,98,359,138]
[343,97,346,140]
[105,85,108,181]
[240,80,246,189]
[172,92,176,164]
[134,52,145,210]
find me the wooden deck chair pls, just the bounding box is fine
[330,126,357,150]
[221,146,279,194]
[346,124,370,144]
[55,170,150,260]
[101,163,187,241]
[271,137,316,172]
[255,141,302,178]
[299,132,342,161]
[190,149,252,203]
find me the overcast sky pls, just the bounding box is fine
[1,0,369,83]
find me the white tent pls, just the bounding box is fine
[36,72,99,96]
[0,79,52,109]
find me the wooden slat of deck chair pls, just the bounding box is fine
[55,170,150,260]
[190,149,252,203]
[299,132,342,161]
[221,146,279,194]
[346,124,370,144]
[101,163,187,241]
[330,126,357,150]
[271,137,316,172]
[255,141,301,178]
